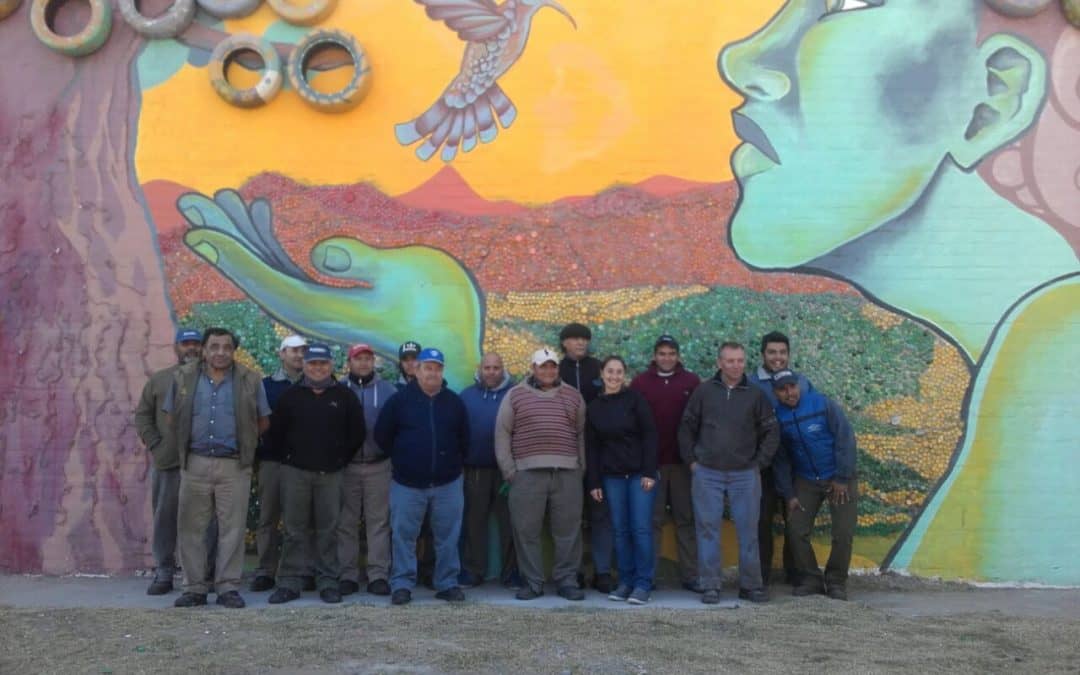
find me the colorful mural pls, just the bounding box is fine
[0,0,1077,583]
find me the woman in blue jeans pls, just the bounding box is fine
[586,355,659,604]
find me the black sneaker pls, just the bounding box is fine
[339,579,360,596]
[391,589,411,606]
[826,585,848,601]
[435,586,466,602]
[301,576,317,592]
[591,573,613,594]
[367,579,391,596]
[268,587,300,604]
[793,584,825,597]
[557,585,585,601]
[215,591,246,609]
[515,586,544,601]
[147,579,173,596]
[738,588,768,603]
[320,588,343,604]
[249,576,275,592]
[173,592,207,607]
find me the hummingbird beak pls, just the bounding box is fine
[542,0,577,29]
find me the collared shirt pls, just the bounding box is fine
[164,365,271,458]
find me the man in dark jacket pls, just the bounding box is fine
[769,370,858,601]
[337,343,397,597]
[748,330,813,587]
[134,327,205,595]
[265,343,366,605]
[629,334,701,592]
[557,321,613,593]
[375,347,470,605]
[678,341,779,604]
[458,352,517,587]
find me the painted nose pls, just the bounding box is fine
[718,38,791,102]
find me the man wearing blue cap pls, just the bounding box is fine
[769,370,858,601]
[375,347,470,605]
[266,343,366,604]
[134,328,208,596]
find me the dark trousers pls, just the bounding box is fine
[786,476,858,590]
[584,478,613,577]
[277,464,343,593]
[759,469,797,585]
[462,466,516,581]
[652,463,697,584]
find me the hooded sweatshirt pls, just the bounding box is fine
[630,362,700,466]
[459,370,514,467]
[678,373,779,471]
[342,371,398,463]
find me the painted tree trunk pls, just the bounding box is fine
[0,17,174,573]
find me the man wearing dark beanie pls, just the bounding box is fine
[557,322,613,593]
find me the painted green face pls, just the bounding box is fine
[720,0,985,268]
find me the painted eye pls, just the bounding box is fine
[824,0,881,13]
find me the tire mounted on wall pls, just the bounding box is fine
[30,0,112,57]
[196,0,261,19]
[266,0,334,26]
[288,29,372,113]
[208,33,283,108]
[118,0,195,39]
[0,0,22,21]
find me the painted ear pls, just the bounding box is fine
[950,33,1047,170]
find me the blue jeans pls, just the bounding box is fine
[390,476,464,592]
[602,474,657,591]
[691,466,762,591]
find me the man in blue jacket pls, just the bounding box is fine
[375,347,471,605]
[769,370,858,601]
[458,352,517,587]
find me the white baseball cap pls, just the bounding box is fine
[531,347,559,366]
[279,335,307,351]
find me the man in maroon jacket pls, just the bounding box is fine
[630,335,701,592]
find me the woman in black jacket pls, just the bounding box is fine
[586,355,658,604]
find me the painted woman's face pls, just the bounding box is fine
[720,0,985,267]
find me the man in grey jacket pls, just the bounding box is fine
[678,341,779,604]
[338,343,397,596]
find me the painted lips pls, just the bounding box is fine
[732,112,780,179]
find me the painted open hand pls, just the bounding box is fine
[178,189,484,389]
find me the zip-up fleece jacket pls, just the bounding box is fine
[266,381,366,472]
[559,355,602,403]
[771,389,857,499]
[460,370,514,467]
[629,362,700,466]
[342,372,398,463]
[748,366,814,408]
[678,373,779,471]
[585,388,659,490]
[494,378,586,479]
[373,379,470,488]
[135,364,182,470]
[258,368,300,460]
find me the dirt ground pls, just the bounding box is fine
[2,575,1079,674]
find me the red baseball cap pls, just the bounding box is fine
[348,343,375,359]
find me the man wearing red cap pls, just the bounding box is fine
[338,343,397,596]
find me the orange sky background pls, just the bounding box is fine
[135,0,783,204]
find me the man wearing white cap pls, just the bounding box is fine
[495,347,588,602]
[250,335,314,593]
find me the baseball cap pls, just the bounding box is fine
[175,328,201,344]
[559,322,592,342]
[279,335,307,351]
[418,347,444,365]
[654,334,680,351]
[348,343,375,359]
[399,341,421,359]
[531,347,559,366]
[304,343,333,362]
[770,370,799,388]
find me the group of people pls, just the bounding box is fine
[135,321,858,609]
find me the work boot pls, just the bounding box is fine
[339,579,360,596]
[793,583,825,597]
[826,584,848,601]
[515,586,544,601]
[367,579,391,596]
[557,585,585,601]
[320,588,343,604]
[435,586,466,602]
[147,578,173,596]
[174,592,207,608]
[738,588,769,603]
[215,591,246,609]
[268,587,300,604]
[391,589,411,606]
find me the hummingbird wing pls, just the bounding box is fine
[413,0,510,42]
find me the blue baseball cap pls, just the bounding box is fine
[770,370,799,388]
[175,328,201,343]
[418,347,444,365]
[304,343,333,362]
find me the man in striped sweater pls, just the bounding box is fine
[495,347,588,602]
